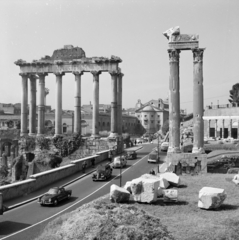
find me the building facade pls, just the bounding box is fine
[203,103,239,139]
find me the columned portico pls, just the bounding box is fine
[20,73,28,136]
[91,71,101,138]
[73,71,83,134]
[168,49,181,153]
[37,73,47,136]
[192,48,205,153]
[55,72,64,136]
[109,71,118,137]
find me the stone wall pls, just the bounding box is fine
[0,150,109,201]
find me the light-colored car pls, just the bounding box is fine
[148,152,160,163]
[161,141,169,151]
[112,156,127,168]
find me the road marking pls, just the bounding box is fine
[1,151,148,240]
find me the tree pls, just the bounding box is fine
[229,83,239,104]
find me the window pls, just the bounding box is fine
[103,122,105,126]
[151,115,153,118]
[144,115,147,117]
[144,120,148,125]
[151,120,154,123]
[63,123,67,133]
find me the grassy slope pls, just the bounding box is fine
[36,173,239,240]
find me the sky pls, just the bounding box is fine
[0,0,239,114]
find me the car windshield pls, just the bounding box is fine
[149,154,157,159]
[47,188,58,194]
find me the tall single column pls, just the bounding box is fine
[91,71,101,138]
[109,71,118,138]
[20,73,28,136]
[37,73,47,136]
[29,75,37,136]
[229,119,232,138]
[73,71,83,134]
[208,120,211,138]
[55,72,64,136]
[168,49,181,153]
[117,73,123,136]
[214,119,218,138]
[192,48,205,153]
[222,119,225,138]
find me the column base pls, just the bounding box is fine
[91,134,100,139]
[192,147,205,154]
[20,133,28,137]
[167,146,181,153]
[108,132,118,138]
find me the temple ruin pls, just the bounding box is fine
[163,26,207,174]
[15,45,124,147]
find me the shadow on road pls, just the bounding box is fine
[0,221,31,236]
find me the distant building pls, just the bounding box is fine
[204,103,239,138]
[124,99,169,135]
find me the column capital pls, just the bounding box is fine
[54,72,65,77]
[73,71,84,76]
[37,73,48,78]
[19,73,28,77]
[29,74,38,80]
[109,70,120,77]
[91,71,101,76]
[167,49,180,62]
[192,48,205,63]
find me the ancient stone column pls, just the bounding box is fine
[29,75,37,136]
[109,71,118,137]
[192,48,205,153]
[91,71,101,138]
[222,119,225,139]
[214,119,218,138]
[37,73,47,136]
[20,73,28,136]
[55,72,64,136]
[229,119,232,138]
[168,49,181,153]
[117,73,123,136]
[73,71,83,134]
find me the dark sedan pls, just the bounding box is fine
[38,187,72,206]
[126,150,137,160]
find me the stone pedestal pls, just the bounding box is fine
[20,73,28,136]
[168,49,181,153]
[73,71,83,134]
[91,71,101,138]
[192,48,205,153]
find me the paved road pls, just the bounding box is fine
[0,143,167,240]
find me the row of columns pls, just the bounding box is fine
[168,48,205,153]
[207,119,239,139]
[20,70,123,138]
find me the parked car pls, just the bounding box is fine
[148,152,160,163]
[92,163,112,181]
[112,155,127,168]
[38,187,72,206]
[161,141,169,152]
[126,150,137,160]
[136,138,143,144]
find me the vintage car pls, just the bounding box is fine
[126,150,137,160]
[161,141,169,152]
[112,155,127,168]
[38,187,72,206]
[92,163,113,181]
[148,152,160,163]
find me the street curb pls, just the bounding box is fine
[6,168,96,211]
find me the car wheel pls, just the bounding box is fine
[67,194,71,199]
[53,200,58,206]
